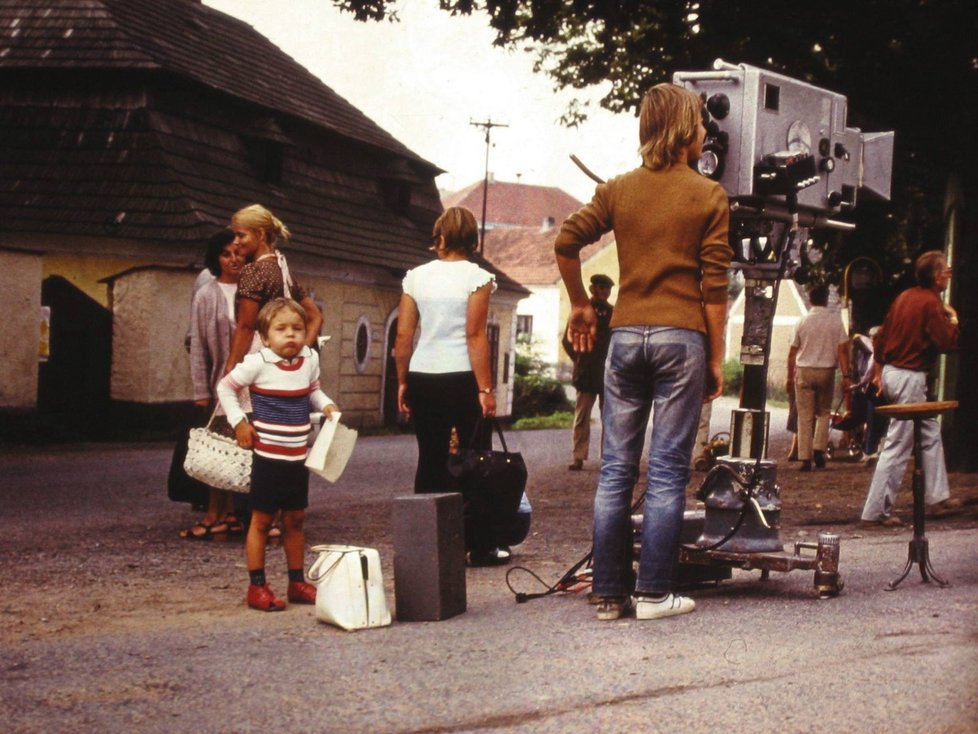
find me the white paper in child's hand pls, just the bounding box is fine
[305,411,357,483]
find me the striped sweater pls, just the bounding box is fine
[217,346,331,461]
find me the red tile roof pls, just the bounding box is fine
[481,227,612,285]
[443,180,585,229]
[444,180,609,285]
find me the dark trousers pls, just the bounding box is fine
[407,371,488,494]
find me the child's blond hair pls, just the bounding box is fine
[257,298,306,339]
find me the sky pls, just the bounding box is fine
[204,0,640,203]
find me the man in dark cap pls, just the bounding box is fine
[562,273,614,471]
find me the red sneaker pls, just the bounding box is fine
[247,583,286,612]
[287,580,317,604]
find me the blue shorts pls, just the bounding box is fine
[250,454,309,514]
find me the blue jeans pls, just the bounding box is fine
[592,327,706,597]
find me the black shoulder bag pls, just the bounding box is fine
[447,418,528,549]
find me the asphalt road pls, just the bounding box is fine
[1,398,976,733]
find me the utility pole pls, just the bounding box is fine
[469,118,508,254]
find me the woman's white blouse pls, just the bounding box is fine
[402,259,496,374]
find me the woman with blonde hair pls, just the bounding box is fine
[395,206,505,566]
[225,204,323,372]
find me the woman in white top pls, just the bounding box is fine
[395,207,505,564]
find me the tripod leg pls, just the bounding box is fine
[885,542,915,591]
[921,547,950,588]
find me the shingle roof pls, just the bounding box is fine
[0,0,476,284]
[0,78,438,266]
[0,0,533,294]
[0,0,435,166]
[442,180,586,229]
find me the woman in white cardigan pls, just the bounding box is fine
[180,230,244,540]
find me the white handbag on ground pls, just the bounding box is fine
[308,545,391,631]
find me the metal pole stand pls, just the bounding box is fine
[875,401,957,591]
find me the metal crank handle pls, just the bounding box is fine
[749,496,771,529]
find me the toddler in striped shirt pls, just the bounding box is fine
[218,298,338,612]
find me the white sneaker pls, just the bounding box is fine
[634,593,696,620]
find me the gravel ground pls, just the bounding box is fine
[2,397,977,733]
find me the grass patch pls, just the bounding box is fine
[512,411,574,430]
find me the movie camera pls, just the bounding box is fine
[524,61,903,605]
[663,62,894,596]
[675,59,893,226]
[675,59,893,283]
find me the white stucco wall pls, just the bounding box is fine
[110,268,195,403]
[519,284,561,370]
[726,280,849,386]
[0,250,43,409]
[106,265,525,423]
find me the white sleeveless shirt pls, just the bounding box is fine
[402,259,496,374]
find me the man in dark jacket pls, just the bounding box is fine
[563,273,614,470]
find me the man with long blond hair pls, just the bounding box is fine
[556,82,732,621]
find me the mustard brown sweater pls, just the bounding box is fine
[555,164,731,333]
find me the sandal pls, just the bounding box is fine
[222,514,245,537]
[179,520,229,541]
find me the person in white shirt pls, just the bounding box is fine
[218,298,338,611]
[786,284,850,471]
[394,206,505,565]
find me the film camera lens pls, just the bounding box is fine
[697,149,722,178]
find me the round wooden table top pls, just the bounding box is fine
[874,400,958,419]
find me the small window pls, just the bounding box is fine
[354,316,371,374]
[379,179,411,215]
[764,84,780,112]
[244,138,284,183]
[516,314,533,339]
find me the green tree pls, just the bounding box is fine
[512,335,572,419]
